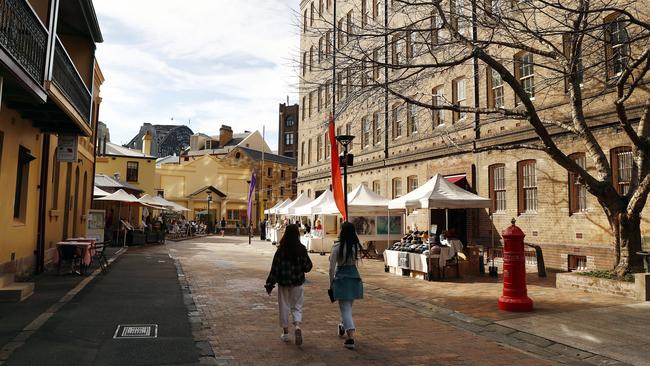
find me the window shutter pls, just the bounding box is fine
[611,148,620,193]
[488,165,495,214]
[517,162,524,215]
[604,22,613,79]
[452,80,458,122]
[486,66,494,108]
[513,54,521,105]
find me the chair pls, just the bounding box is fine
[442,254,460,279]
[360,242,379,259]
[92,242,109,274]
[58,245,82,275]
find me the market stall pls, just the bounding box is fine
[291,190,339,252]
[317,185,403,253]
[385,174,491,280]
[264,198,291,242]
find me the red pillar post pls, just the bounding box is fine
[498,220,533,312]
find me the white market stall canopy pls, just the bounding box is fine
[279,193,311,215]
[95,189,140,204]
[388,174,491,210]
[265,198,291,214]
[148,195,191,212]
[93,186,110,197]
[315,185,391,215]
[292,189,337,216]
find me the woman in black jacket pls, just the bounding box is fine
[265,224,313,346]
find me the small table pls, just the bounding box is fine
[54,241,96,274]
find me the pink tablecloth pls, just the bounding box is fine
[53,242,95,266]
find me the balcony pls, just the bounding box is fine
[0,0,49,101]
[51,36,92,126]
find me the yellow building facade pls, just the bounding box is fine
[0,0,104,277]
[156,146,296,228]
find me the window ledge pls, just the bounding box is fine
[12,220,26,227]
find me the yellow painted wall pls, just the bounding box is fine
[95,155,157,196]
[0,106,43,270]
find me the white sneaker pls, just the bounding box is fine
[280,333,290,342]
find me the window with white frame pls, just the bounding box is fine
[491,68,505,108]
[284,133,294,145]
[605,14,629,78]
[452,78,466,122]
[392,178,402,199]
[517,160,538,214]
[408,103,418,135]
[373,111,382,145]
[362,117,370,147]
[489,164,506,213]
[393,105,405,139]
[516,52,535,101]
[432,86,444,126]
[372,180,381,196]
[407,175,418,193]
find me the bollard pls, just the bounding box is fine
[498,219,533,312]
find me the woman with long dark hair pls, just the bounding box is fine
[264,224,313,346]
[329,222,364,349]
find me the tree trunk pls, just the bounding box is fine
[613,212,645,275]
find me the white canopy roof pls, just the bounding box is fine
[279,193,311,215]
[148,195,191,212]
[95,189,139,204]
[93,186,110,197]
[315,185,390,215]
[288,189,337,216]
[264,199,289,214]
[138,194,167,208]
[388,174,491,209]
[268,198,292,214]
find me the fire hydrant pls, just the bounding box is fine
[498,219,533,312]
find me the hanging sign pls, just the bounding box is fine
[56,135,78,162]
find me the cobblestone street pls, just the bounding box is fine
[144,235,645,366]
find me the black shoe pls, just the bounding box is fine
[295,328,302,346]
[338,324,345,338]
[344,339,355,349]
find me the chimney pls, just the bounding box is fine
[142,130,153,156]
[219,125,233,147]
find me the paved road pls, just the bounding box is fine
[3,252,199,366]
[164,237,552,366]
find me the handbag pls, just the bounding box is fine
[327,288,335,303]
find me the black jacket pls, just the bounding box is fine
[265,249,313,288]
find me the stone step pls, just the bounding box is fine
[0,282,35,302]
[0,273,15,287]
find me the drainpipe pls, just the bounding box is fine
[36,134,51,274]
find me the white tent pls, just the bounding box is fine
[264,199,288,214]
[95,189,139,204]
[93,186,110,197]
[308,185,393,216]
[269,198,292,215]
[388,174,491,210]
[149,195,191,212]
[292,190,337,216]
[279,193,311,215]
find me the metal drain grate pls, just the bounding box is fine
[113,324,158,339]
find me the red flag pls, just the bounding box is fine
[328,113,347,221]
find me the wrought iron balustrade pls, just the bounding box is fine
[0,0,48,84]
[52,37,91,125]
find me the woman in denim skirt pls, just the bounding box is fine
[329,222,363,349]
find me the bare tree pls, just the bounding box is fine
[300,0,649,274]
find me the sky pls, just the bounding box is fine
[94,0,300,151]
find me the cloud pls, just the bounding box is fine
[94,0,300,151]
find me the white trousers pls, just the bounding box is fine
[339,300,355,331]
[277,285,304,328]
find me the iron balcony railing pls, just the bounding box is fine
[52,36,91,125]
[0,0,48,84]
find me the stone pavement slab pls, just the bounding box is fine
[3,251,200,366]
[497,302,650,366]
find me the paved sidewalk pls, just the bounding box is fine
[2,250,199,366]
[166,236,648,366]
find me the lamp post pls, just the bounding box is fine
[336,134,355,221]
[207,192,212,234]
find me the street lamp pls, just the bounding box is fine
[336,134,355,221]
[207,192,212,234]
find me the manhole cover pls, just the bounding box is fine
[113,324,158,339]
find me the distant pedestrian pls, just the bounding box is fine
[220,218,226,237]
[264,224,313,346]
[329,222,364,350]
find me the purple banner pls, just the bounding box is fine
[247,171,256,224]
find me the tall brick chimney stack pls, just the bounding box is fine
[219,125,233,147]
